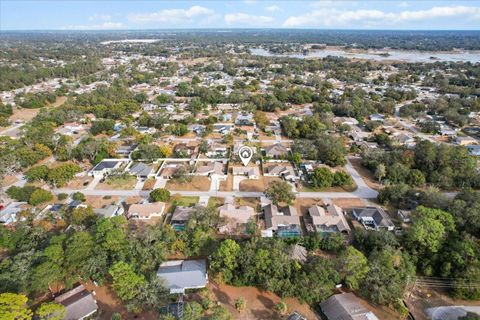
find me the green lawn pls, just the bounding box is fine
[172,196,199,207]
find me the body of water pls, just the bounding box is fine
[250,48,480,63]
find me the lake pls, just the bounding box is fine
[250,47,480,63]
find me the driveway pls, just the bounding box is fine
[232,176,247,191]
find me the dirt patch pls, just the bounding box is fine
[219,174,233,191]
[332,198,367,208]
[9,96,67,122]
[2,175,18,186]
[406,285,480,320]
[65,176,93,189]
[239,177,266,192]
[209,282,317,320]
[166,176,211,191]
[349,157,382,191]
[84,196,120,208]
[142,178,156,190]
[83,281,158,320]
[234,197,260,211]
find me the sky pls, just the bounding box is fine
[1,1,480,31]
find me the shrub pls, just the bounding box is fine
[72,192,85,201]
[57,193,68,200]
[28,189,53,206]
[150,188,171,202]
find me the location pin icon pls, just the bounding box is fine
[239,146,253,166]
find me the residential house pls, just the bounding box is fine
[0,202,28,225]
[94,205,124,218]
[308,204,351,234]
[393,133,416,148]
[263,143,288,158]
[320,292,379,320]
[369,113,385,121]
[196,162,225,179]
[170,206,195,231]
[173,142,199,159]
[467,145,480,156]
[456,136,478,146]
[129,162,154,179]
[213,123,233,134]
[235,113,254,126]
[128,202,166,219]
[263,163,296,182]
[263,204,302,238]
[398,209,412,223]
[157,259,208,294]
[352,207,395,231]
[218,203,255,233]
[54,285,98,320]
[232,166,260,179]
[89,159,124,178]
[206,142,228,158]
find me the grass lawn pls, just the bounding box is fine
[171,196,200,207]
[97,174,136,190]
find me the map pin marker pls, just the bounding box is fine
[239,146,253,166]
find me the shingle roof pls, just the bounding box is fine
[130,162,153,177]
[309,204,351,233]
[264,204,300,229]
[171,206,195,222]
[157,260,208,294]
[55,285,97,320]
[320,293,379,320]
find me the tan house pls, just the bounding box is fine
[308,204,351,234]
[263,163,296,181]
[263,204,301,238]
[232,166,260,179]
[263,143,288,158]
[218,203,255,233]
[128,202,166,219]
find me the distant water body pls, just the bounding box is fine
[250,48,480,63]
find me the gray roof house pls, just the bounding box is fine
[94,205,124,218]
[54,285,98,320]
[263,163,296,181]
[264,143,288,158]
[129,162,154,178]
[157,259,208,294]
[320,293,379,320]
[0,202,27,225]
[352,207,395,231]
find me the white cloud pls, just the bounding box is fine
[398,2,409,8]
[283,6,480,27]
[225,13,274,26]
[265,5,281,12]
[129,6,215,25]
[62,22,123,30]
[244,0,257,5]
[89,14,111,21]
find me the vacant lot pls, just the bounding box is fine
[96,175,137,190]
[209,282,317,320]
[142,178,156,190]
[349,157,382,191]
[166,176,211,191]
[239,177,266,192]
[10,96,67,122]
[65,175,92,189]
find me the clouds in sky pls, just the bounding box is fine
[5,1,480,30]
[225,13,274,26]
[283,6,480,27]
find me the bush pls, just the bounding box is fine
[333,171,353,186]
[6,186,38,202]
[72,192,85,201]
[149,188,171,202]
[57,193,68,200]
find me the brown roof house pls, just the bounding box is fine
[170,206,195,231]
[128,202,166,220]
[262,204,302,238]
[54,285,98,320]
[320,292,379,320]
[308,204,351,234]
[218,203,255,234]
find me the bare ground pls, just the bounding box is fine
[166,176,211,191]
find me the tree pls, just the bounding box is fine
[275,300,288,315]
[25,165,49,182]
[71,206,97,228]
[311,167,334,189]
[28,189,53,206]
[265,180,295,205]
[35,302,65,320]
[108,261,146,302]
[149,188,170,202]
[210,305,234,320]
[407,206,455,257]
[359,248,415,305]
[46,163,81,187]
[183,302,203,320]
[235,298,246,312]
[374,163,386,183]
[338,247,369,290]
[210,239,241,283]
[0,293,32,320]
[333,171,353,186]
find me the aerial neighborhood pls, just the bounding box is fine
[1,8,480,320]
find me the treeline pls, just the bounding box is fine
[0,59,102,91]
[362,140,480,189]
